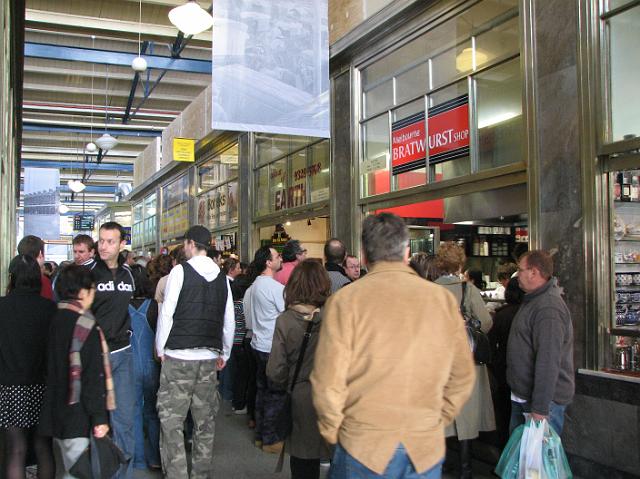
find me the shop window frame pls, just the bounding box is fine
[252,138,331,222]
[194,143,240,232]
[580,0,640,374]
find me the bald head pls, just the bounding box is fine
[324,238,346,265]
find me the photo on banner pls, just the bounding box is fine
[212,0,329,138]
[23,167,60,240]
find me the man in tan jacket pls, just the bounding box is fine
[311,213,475,478]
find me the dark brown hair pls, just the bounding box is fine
[284,260,331,309]
[436,241,466,274]
[148,254,173,286]
[521,249,554,279]
[72,234,95,251]
[409,253,441,281]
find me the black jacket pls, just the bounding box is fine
[506,278,574,415]
[0,289,56,385]
[165,262,227,351]
[39,308,109,439]
[91,259,135,351]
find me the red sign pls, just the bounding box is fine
[391,95,470,175]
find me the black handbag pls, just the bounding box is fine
[461,282,492,365]
[69,435,128,479]
[274,319,315,440]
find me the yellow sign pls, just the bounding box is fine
[173,138,196,162]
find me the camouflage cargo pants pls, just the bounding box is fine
[157,357,220,479]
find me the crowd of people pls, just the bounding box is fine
[0,213,575,479]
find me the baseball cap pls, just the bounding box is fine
[183,225,211,247]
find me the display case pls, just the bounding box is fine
[609,168,640,374]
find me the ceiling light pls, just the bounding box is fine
[169,1,214,35]
[131,56,147,72]
[95,133,119,151]
[85,141,97,153]
[68,180,86,193]
[59,204,69,214]
[455,47,489,72]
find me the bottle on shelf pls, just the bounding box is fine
[472,237,480,256]
[622,171,632,202]
[615,172,622,201]
[482,237,489,257]
[632,174,640,202]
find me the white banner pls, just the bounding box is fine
[212,0,329,138]
[23,168,60,240]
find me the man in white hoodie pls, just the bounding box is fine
[155,225,235,479]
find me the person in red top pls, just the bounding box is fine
[17,235,53,300]
[274,240,307,286]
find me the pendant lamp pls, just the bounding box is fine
[169,1,213,35]
[132,0,147,72]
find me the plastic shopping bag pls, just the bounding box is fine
[495,424,525,478]
[542,423,573,479]
[518,418,546,478]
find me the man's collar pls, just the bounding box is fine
[365,261,417,276]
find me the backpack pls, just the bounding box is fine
[461,282,492,365]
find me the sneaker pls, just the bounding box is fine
[233,407,248,415]
[262,441,284,454]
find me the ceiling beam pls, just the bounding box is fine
[23,120,162,138]
[25,42,212,74]
[23,81,195,103]
[21,160,134,172]
[25,9,212,42]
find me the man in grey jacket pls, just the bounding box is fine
[507,250,575,434]
[507,249,574,435]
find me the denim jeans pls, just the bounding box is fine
[329,443,443,479]
[509,400,567,435]
[110,346,136,478]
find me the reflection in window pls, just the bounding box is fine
[228,181,239,223]
[608,5,640,142]
[270,159,287,213]
[364,80,394,118]
[476,58,522,170]
[310,141,331,203]
[361,115,391,197]
[256,167,270,217]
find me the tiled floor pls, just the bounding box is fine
[132,400,499,478]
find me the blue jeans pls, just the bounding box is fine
[329,443,442,479]
[110,347,136,478]
[509,400,567,435]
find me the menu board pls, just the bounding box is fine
[73,214,95,231]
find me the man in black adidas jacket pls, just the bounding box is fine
[93,221,136,478]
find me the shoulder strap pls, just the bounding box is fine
[460,282,467,311]
[289,319,315,393]
[140,299,151,315]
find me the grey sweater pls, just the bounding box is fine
[506,278,574,415]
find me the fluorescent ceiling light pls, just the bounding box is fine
[169,1,213,35]
[453,221,475,225]
[478,112,520,129]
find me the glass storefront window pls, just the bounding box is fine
[396,63,428,105]
[476,58,523,170]
[361,115,391,197]
[228,181,239,223]
[256,134,292,166]
[133,202,143,223]
[310,141,330,203]
[607,5,640,142]
[363,80,394,118]
[357,0,521,198]
[270,159,287,213]
[256,167,270,217]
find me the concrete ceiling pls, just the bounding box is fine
[21,0,212,213]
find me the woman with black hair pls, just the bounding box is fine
[39,263,112,478]
[488,277,525,447]
[0,255,57,479]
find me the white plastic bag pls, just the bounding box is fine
[518,417,546,479]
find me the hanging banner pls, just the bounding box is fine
[23,168,60,240]
[212,1,329,138]
[391,94,470,175]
